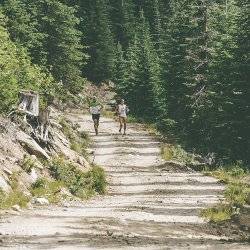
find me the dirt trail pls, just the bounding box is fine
[0,115,249,249]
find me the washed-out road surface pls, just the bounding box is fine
[0,114,249,249]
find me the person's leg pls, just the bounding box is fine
[94,119,98,135]
[123,117,127,135]
[96,115,100,135]
[92,115,98,135]
[119,116,123,133]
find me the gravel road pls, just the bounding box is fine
[0,114,249,250]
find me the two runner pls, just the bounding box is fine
[89,97,129,136]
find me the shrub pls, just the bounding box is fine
[0,189,29,209]
[20,155,36,173]
[48,157,106,199]
[59,118,90,157]
[201,205,232,222]
[31,178,64,203]
[202,164,250,222]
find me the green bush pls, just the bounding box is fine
[202,165,250,222]
[0,189,30,209]
[59,118,90,157]
[161,144,195,164]
[31,178,64,203]
[201,205,232,222]
[0,13,55,113]
[225,183,250,207]
[20,155,36,173]
[49,157,106,199]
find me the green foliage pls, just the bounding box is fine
[90,164,106,195]
[201,205,233,222]
[48,157,106,199]
[31,178,64,203]
[59,117,90,157]
[0,189,30,209]
[161,144,196,164]
[202,165,250,222]
[0,0,249,165]
[20,155,37,173]
[114,11,166,122]
[80,0,115,82]
[0,172,30,209]
[0,11,54,113]
[205,165,247,184]
[225,183,250,206]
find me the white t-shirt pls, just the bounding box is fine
[118,104,128,118]
[90,105,101,115]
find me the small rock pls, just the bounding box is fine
[0,157,5,163]
[106,230,113,236]
[27,202,33,210]
[0,176,10,192]
[30,168,38,182]
[3,168,13,176]
[16,131,50,159]
[11,205,22,212]
[60,187,72,197]
[30,155,37,161]
[32,197,50,205]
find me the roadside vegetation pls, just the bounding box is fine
[201,165,250,222]
[49,157,106,199]
[161,142,250,223]
[0,173,30,209]
[30,178,64,204]
[59,117,90,158]
[161,144,197,165]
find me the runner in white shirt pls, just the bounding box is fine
[89,97,103,135]
[117,99,129,135]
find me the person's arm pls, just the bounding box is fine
[126,105,129,114]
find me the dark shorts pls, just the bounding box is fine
[92,114,100,122]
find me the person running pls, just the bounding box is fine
[89,97,103,135]
[117,99,129,135]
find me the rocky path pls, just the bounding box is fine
[0,115,249,249]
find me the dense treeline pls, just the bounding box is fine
[0,0,249,164]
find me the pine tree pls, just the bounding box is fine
[109,0,136,47]
[228,0,250,161]
[121,11,165,120]
[41,0,85,93]
[113,42,127,96]
[79,0,115,83]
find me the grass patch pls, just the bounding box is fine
[20,155,37,173]
[59,117,90,158]
[202,164,250,222]
[0,189,30,209]
[0,173,30,209]
[161,144,196,164]
[30,178,65,203]
[201,204,233,222]
[48,157,106,199]
[204,165,246,184]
